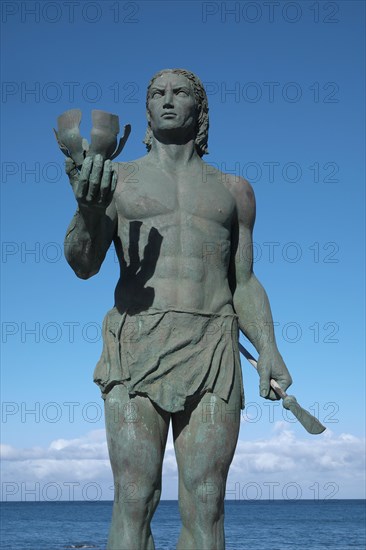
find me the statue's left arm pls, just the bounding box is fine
[227,176,292,400]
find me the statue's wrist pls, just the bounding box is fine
[258,341,278,356]
[75,205,106,238]
[77,203,106,221]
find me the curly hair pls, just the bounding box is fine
[143,68,209,157]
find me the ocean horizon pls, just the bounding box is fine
[1,499,365,549]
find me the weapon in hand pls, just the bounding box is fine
[238,342,326,435]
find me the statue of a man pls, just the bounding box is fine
[64,68,292,550]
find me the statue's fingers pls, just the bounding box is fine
[79,156,93,182]
[272,360,292,391]
[99,160,113,202]
[267,388,281,401]
[76,156,93,200]
[276,373,293,393]
[86,155,104,202]
[260,380,270,399]
[65,158,79,188]
[265,369,281,400]
[258,364,270,398]
[111,168,118,193]
[104,169,118,206]
[267,367,292,400]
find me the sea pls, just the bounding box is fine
[1,500,365,549]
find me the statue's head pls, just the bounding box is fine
[143,68,209,157]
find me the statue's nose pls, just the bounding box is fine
[163,89,174,108]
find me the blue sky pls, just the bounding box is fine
[1,1,365,501]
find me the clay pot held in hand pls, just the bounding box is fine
[54,108,131,168]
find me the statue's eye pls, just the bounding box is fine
[151,90,163,98]
[176,90,188,96]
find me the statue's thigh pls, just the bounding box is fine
[104,384,170,482]
[173,377,242,488]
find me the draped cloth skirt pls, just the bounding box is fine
[93,307,244,413]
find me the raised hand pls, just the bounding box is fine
[65,154,117,211]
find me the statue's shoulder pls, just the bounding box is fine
[223,173,254,196]
[202,161,254,196]
[217,169,256,227]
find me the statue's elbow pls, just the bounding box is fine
[74,268,92,280]
[73,263,100,280]
[65,251,100,280]
[64,240,100,280]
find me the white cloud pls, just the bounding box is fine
[1,424,365,501]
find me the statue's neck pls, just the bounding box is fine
[148,138,199,171]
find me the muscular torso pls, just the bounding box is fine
[112,157,238,314]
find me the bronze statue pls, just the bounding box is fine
[60,68,304,549]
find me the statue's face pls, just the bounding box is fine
[147,72,197,140]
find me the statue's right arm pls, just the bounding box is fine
[64,155,117,279]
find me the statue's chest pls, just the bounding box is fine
[114,170,235,227]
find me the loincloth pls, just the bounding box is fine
[93,307,244,413]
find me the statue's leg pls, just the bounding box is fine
[104,384,170,550]
[172,378,241,550]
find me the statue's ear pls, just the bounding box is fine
[146,109,151,124]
